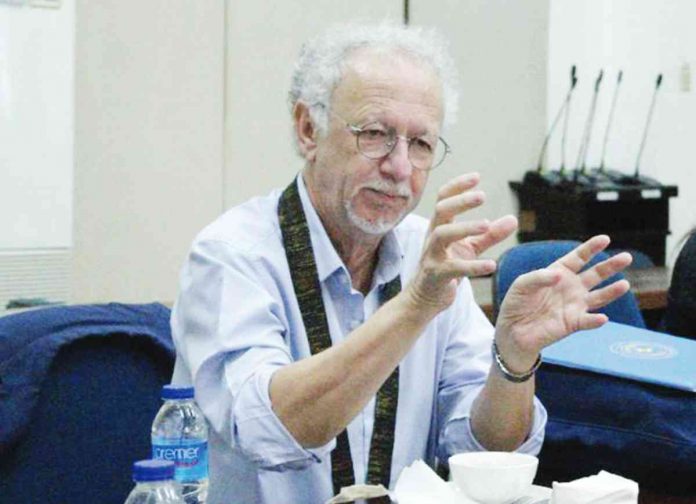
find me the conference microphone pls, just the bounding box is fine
[598,70,623,173]
[535,65,577,173]
[574,69,603,179]
[633,73,663,179]
[559,65,578,175]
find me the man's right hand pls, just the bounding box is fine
[406,172,518,314]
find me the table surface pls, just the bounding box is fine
[470,266,671,322]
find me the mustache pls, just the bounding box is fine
[358,179,412,198]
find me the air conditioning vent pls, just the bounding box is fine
[0,249,71,311]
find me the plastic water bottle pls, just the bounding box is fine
[124,459,185,504]
[151,385,209,504]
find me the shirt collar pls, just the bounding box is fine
[296,175,403,287]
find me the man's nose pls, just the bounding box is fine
[380,136,413,180]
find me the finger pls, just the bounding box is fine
[431,190,485,228]
[439,258,497,279]
[510,267,561,294]
[428,220,490,254]
[436,173,480,201]
[580,252,632,289]
[465,215,518,255]
[576,312,609,331]
[586,279,631,310]
[552,235,611,273]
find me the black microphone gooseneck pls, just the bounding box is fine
[559,66,578,175]
[575,69,604,177]
[537,65,577,173]
[634,73,662,178]
[599,70,623,173]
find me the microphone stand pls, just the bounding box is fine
[608,73,662,186]
[526,65,577,187]
[628,73,662,185]
[559,69,576,179]
[598,70,622,176]
[574,69,604,186]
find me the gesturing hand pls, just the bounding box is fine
[406,173,518,314]
[494,235,633,372]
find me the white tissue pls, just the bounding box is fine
[551,471,639,504]
[392,460,456,504]
[392,460,461,504]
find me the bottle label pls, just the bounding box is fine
[152,437,208,482]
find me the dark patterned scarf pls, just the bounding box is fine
[277,178,401,494]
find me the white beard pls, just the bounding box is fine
[345,201,403,235]
[344,179,414,235]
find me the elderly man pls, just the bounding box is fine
[171,23,632,504]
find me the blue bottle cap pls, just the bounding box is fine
[132,459,175,482]
[161,384,194,399]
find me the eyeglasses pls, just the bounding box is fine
[332,112,451,171]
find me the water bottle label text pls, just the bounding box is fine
[152,438,208,482]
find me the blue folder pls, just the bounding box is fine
[542,321,696,392]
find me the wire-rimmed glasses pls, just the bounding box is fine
[332,112,451,171]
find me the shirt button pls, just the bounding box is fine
[349,319,362,331]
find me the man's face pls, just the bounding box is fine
[304,49,444,239]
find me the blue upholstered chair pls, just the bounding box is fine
[0,303,175,504]
[493,242,695,496]
[493,240,645,328]
[606,247,655,270]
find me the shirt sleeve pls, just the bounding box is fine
[434,279,547,461]
[170,238,334,471]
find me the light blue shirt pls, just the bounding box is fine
[170,176,546,504]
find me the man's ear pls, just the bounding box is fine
[293,102,319,163]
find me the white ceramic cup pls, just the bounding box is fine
[448,451,539,504]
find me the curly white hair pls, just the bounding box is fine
[288,21,459,148]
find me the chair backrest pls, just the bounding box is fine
[0,303,175,504]
[606,247,655,270]
[493,240,645,328]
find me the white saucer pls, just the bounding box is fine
[447,482,551,504]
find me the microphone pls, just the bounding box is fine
[633,73,662,179]
[559,65,578,175]
[574,69,603,178]
[598,70,623,173]
[536,65,577,173]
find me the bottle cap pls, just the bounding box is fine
[161,384,194,400]
[132,459,175,482]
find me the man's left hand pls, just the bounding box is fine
[493,235,633,373]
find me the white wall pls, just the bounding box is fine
[0,1,73,249]
[413,0,549,260]
[72,0,225,303]
[548,0,696,263]
[223,1,403,207]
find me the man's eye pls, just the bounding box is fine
[412,138,433,152]
[362,129,388,140]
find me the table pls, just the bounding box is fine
[470,266,671,322]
